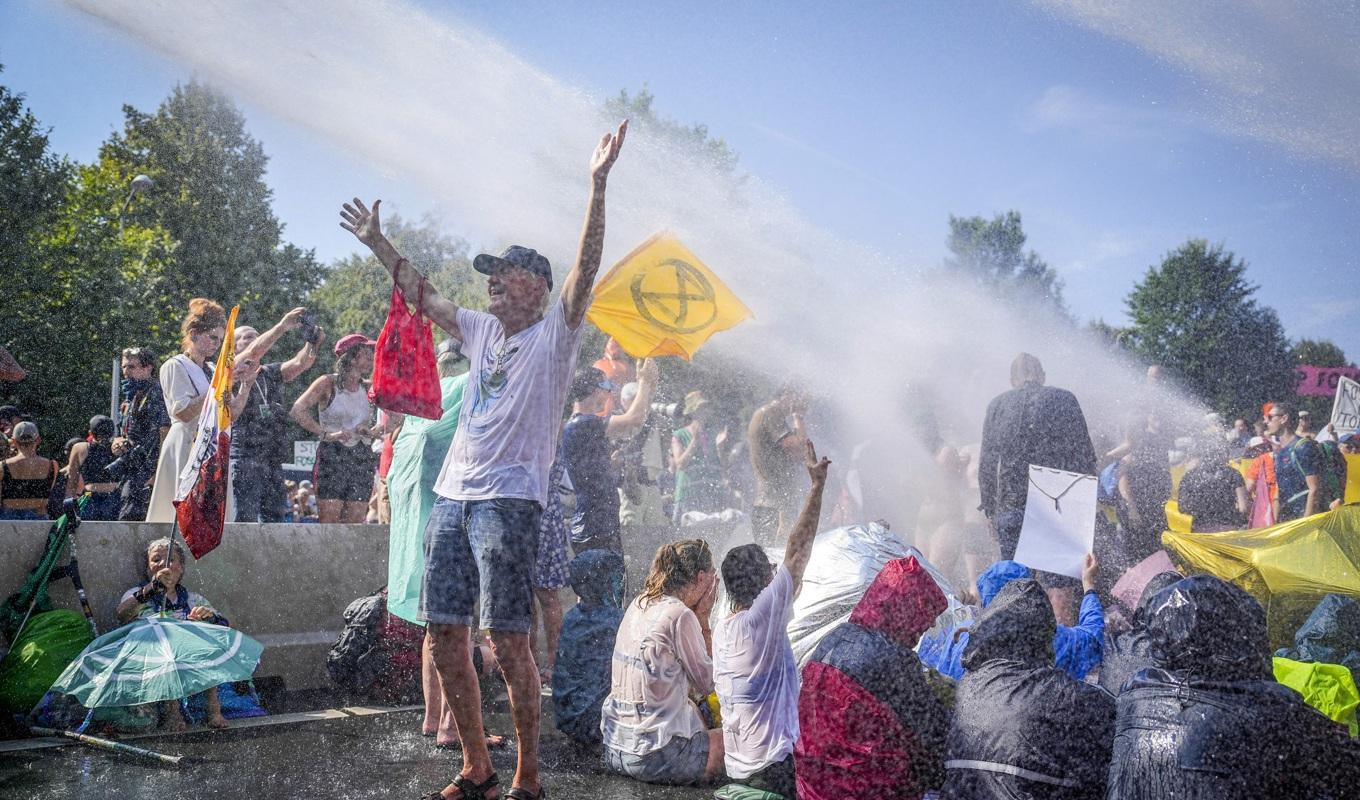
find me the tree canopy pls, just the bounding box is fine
[1124,239,1295,417]
[944,211,1068,317]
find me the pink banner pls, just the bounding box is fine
[1295,365,1360,397]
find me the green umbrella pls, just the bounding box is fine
[48,617,263,708]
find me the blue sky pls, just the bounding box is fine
[3,0,1357,356]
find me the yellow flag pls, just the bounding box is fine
[587,233,752,360]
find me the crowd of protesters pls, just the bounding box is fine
[4,120,1360,800]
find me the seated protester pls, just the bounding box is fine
[1108,576,1360,800]
[114,537,230,730]
[714,441,831,800]
[601,539,723,785]
[552,549,626,747]
[923,557,1103,681]
[941,579,1115,800]
[1097,571,1181,695]
[796,556,951,800]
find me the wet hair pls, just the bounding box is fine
[334,344,372,383]
[1270,401,1298,426]
[180,298,227,353]
[1010,352,1045,387]
[640,539,712,607]
[121,346,158,369]
[145,537,186,574]
[722,543,773,611]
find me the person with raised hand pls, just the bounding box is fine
[339,120,627,800]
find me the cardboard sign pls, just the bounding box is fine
[293,440,318,469]
[1014,466,1098,579]
[1296,366,1360,397]
[1331,376,1360,436]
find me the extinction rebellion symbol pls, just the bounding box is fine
[629,258,718,334]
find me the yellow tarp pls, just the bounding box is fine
[1273,657,1360,736]
[586,233,752,360]
[1163,504,1360,648]
[1347,453,1360,505]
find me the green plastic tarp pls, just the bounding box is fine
[0,609,95,714]
[1274,656,1360,737]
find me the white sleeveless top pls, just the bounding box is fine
[319,382,372,448]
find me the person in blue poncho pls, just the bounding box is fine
[919,556,1104,681]
[551,549,626,747]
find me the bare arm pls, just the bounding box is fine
[340,198,462,339]
[171,393,207,424]
[606,358,658,439]
[291,375,351,443]
[280,337,321,383]
[1305,473,1320,517]
[66,443,87,498]
[785,440,831,594]
[236,307,307,366]
[560,120,628,328]
[227,359,261,421]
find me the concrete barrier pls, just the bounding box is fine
[1,520,388,691]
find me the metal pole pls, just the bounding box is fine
[29,726,184,766]
[111,357,121,423]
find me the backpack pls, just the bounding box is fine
[326,589,389,692]
[1285,438,1347,509]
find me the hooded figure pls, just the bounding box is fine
[1275,593,1360,677]
[796,556,951,800]
[1097,571,1181,694]
[921,561,1104,681]
[941,579,1114,800]
[551,549,625,745]
[1108,575,1360,800]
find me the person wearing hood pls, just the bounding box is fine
[941,579,1114,800]
[1108,575,1360,799]
[795,556,952,800]
[1096,571,1181,694]
[921,558,1103,682]
[551,549,625,747]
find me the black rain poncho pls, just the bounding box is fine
[1107,575,1360,800]
[1097,571,1182,695]
[940,579,1114,800]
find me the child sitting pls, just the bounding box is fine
[115,537,230,729]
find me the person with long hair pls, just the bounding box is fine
[601,538,725,785]
[290,334,377,523]
[146,298,230,523]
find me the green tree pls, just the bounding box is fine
[944,211,1067,316]
[1124,239,1295,417]
[311,213,484,350]
[100,81,323,328]
[604,87,740,176]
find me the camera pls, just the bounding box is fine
[651,402,684,420]
[299,311,321,344]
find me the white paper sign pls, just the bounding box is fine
[293,440,318,469]
[1013,465,1097,579]
[1331,376,1360,437]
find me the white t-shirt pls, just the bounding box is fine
[600,594,713,757]
[713,565,799,778]
[434,300,583,505]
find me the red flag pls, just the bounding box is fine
[174,305,239,559]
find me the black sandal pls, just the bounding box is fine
[420,772,500,800]
[503,787,545,800]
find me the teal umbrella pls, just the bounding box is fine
[48,617,263,708]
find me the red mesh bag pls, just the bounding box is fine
[368,267,442,419]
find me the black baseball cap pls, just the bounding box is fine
[570,367,614,402]
[473,246,553,290]
[89,415,116,438]
[0,405,20,421]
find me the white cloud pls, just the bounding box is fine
[1033,0,1360,173]
[1021,84,1185,141]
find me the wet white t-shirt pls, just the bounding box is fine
[713,565,799,778]
[434,300,582,505]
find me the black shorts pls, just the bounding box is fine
[314,441,376,502]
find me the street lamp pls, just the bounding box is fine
[117,174,154,234]
[112,174,156,418]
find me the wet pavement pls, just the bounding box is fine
[0,701,714,800]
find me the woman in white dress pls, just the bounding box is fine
[145,299,228,523]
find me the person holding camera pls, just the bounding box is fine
[113,347,171,521]
[228,307,323,522]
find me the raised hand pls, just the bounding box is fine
[280,306,308,331]
[805,439,831,483]
[340,198,384,249]
[590,119,628,183]
[637,357,659,385]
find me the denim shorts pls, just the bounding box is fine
[418,496,542,633]
[604,730,710,786]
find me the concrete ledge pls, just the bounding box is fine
[1,521,389,691]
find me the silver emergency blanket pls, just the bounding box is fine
[785,522,974,668]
